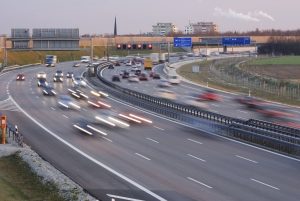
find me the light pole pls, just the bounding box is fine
[90,36,94,63]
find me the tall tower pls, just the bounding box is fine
[114,16,117,37]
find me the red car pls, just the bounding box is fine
[139,73,148,81]
[16,74,25,81]
[198,90,221,101]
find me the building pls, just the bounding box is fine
[184,22,218,35]
[11,29,30,49]
[152,23,178,36]
[32,28,79,50]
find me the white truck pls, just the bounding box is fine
[80,56,91,63]
[159,53,167,63]
[150,53,159,65]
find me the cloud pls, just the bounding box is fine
[256,11,275,21]
[214,8,275,22]
[214,7,260,22]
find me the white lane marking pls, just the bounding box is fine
[62,115,69,119]
[187,154,206,162]
[211,103,219,107]
[50,107,56,111]
[91,71,300,162]
[146,138,159,144]
[9,95,166,201]
[187,138,203,145]
[187,177,213,189]
[107,194,145,201]
[135,153,151,161]
[101,136,113,142]
[250,178,280,190]
[238,110,248,114]
[153,126,165,131]
[235,155,258,164]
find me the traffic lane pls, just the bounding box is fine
[4,111,154,201]
[102,67,258,120]
[84,76,300,200]
[8,72,163,201]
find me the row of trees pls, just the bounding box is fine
[258,38,300,55]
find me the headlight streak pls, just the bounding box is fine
[95,116,116,127]
[73,124,93,135]
[129,114,153,123]
[118,114,141,123]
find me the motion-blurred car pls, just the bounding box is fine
[198,90,221,101]
[73,121,107,136]
[112,74,121,82]
[134,69,142,76]
[42,85,56,96]
[157,80,171,88]
[16,74,25,81]
[94,110,130,128]
[57,95,81,110]
[72,76,87,87]
[182,96,208,110]
[36,72,47,79]
[53,75,63,82]
[167,75,181,85]
[68,88,89,100]
[131,66,139,72]
[121,71,130,79]
[108,64,114,69]
[235,96,265,109]
[128,75,139,82]
[66,72,74,78]
[115,62,121,66]
[255,105,295,119]
[136,62,142,67]
[73,63,80,67]
[139,73,148,81]
[37,78,48,87]
[156,89,176,100]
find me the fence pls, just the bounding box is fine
[209,57,300,100]
[84,62,300,157]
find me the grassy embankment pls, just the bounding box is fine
[0,154,66,201]
[177,56,300,106]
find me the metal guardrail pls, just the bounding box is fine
[85,64,300,157]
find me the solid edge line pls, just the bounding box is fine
[9,95,167,201]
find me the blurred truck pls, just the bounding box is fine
[150,53,159,65]
[144,58,153,70]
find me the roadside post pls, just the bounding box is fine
[1,115,7,144]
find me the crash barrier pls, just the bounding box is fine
[85,63,300,157]
[0,63,41,73]
[0,113,23,147]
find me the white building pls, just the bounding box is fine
[184,22,218,35]
[152,23,178,36]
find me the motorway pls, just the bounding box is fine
[102,61,300,126]
[0,61,300,201]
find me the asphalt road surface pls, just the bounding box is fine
[0,61,299,201]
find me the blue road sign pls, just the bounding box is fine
[174,37,192,47]
[222,37,251,46]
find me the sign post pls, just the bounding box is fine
[1,115,7,144]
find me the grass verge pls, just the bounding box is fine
[177,59,300,106]
[0,154,66,201]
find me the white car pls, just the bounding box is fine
[72,76,87,87]
[167,75,181,84]
[36,72,47,79]
[128,75,139,82]
[136,62,142,67]
[156,89,177,100]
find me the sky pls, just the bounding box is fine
[0,0,299,35]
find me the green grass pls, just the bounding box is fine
[249,56,300,65]
[0,154,66,201]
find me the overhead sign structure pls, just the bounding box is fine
[174,37,192,47]
[222,37,251,46]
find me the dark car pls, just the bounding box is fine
[153,73,161,79]
[139,73,148,81]
[122,71,130,79]
[235,96,265,109]
[108,64,114,69]
[16,74,25,81]
[115,62,121,66]
[134,69,142,76]
[66,72,74,78]
[112,75,121,82]
[55,70,63,77]
[37,78,48,87]
[198,90,221,101]
[42,86,56,96]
